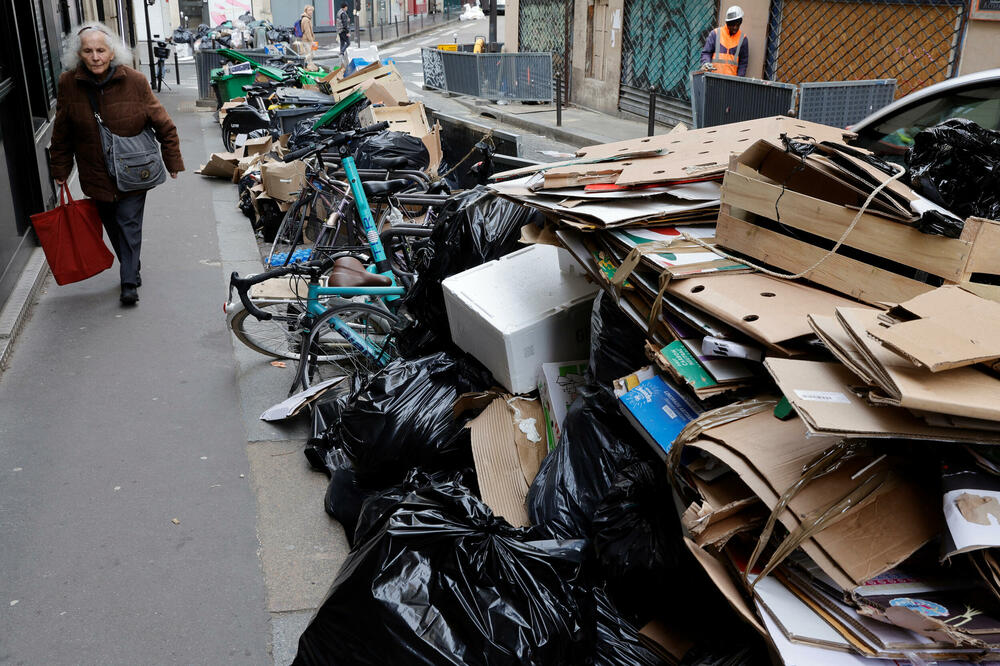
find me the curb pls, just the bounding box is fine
[373,17,463,49]
[0,248,50,375]
[450,98,607,148]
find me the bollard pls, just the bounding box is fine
[647,87,657,137]
[395,18,399,38]
[174,50,180,85]
[555,74,562,127]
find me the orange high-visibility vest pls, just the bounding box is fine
[711,27,744,76]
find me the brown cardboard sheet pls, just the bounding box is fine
[764,358,1000,443]
[261,159,306,203]
[664,272,867,351]
[358,102,431,136]
[868,286,1000,372]
[683,537,767,635]
[196,151,240,178]
[837,306,1000,421]
[686,410,938,590]
[468,396,547,528]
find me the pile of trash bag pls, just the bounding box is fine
[908,118,1000,223]
[294,473,591,665]
[334,351,493,486]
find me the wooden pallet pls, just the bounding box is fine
[717,165,1000,305]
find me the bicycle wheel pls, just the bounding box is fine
[229,301,306,359]
[298,302,399,389]
[266,202,308,266]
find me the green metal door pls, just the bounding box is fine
[619,0,717,126]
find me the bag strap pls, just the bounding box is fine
[83,85,105,127]
[59,182,73,206]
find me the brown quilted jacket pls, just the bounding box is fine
[50,64,185,201]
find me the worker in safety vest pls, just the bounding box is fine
[700,6,749,77]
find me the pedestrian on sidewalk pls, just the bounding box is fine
[337,3,352,57]
[700,6,749,78]
[49,21,184,306]
[295,5,316,56]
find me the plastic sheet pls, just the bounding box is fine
[908,118,1000,228]
[398,187,541,354]
[527,384,648,539]
[293,473,591,665]
[591,588,668,666]
[593,461,682,619]
[588,291,649,386]
[353,131,430,171]
[334,351,494,487]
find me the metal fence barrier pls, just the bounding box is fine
[690,73,896,129]
[798,79,897,128]
[422,49,553,102]
[690,72,797,128]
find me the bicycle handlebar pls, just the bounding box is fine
[282,122,390,163]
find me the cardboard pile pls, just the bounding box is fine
[473,116,1000,663]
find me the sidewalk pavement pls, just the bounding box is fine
[0,77,340,664]
[450,97,656,148]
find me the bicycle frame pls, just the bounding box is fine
[299,154,405,364]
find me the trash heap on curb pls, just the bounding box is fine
[244,114,1000,664]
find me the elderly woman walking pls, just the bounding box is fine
[49,22,184,305]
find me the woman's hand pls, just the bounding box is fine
[170,172,178,179]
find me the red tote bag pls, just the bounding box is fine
[30,184,114,286]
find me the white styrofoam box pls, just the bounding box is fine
[442,244,599,394]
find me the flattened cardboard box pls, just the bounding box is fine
[868,285,1000,372]
[468,395,547,528]
[837,306,1000,422]
[358,102,431,137]
[764,358,1000,444]
[683,410,939,590]
[196,151,240,178]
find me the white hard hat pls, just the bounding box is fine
[725,6,744,21]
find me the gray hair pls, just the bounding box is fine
[62,21,131,71]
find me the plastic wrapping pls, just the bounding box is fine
[588,291,649,386]
[334,351,494,487]
[293,473,590,665]
[592,461,682,619]
[398,187,541,354]
[908,118,1000,227]
[352,131,430,171]
[527,384,648,539]
[591,588,668,666]
[320,447,368,545]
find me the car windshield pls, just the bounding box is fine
[854,84,1000,159]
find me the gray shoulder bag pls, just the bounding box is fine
[86,86,167,191]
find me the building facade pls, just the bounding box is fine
[0,0,79,311]
[507,0,1000,127]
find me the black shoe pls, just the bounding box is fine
[120,284,139,306]
[136,272,142,288]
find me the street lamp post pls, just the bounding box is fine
[142,0,156,86]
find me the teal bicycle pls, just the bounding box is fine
[226,122,429,391]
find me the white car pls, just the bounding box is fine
[848,68,1000,160]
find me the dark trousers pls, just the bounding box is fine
[339,31,350,55]
[96,193,146,286]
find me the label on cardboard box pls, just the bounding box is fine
[794,389,851,404]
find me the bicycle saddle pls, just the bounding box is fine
[328,257,393,288]
[370,156,411,170]
[361,178,411,198]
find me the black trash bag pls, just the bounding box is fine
[336,351,494,487]
[172,28,194,43]
[591,588,668,666]
[908,118,1000,226]
[527,384,648,539]
[353,131,429,171]
[398,187,541,353]
[588,290,649,385]
[592,461,682,620]
[679,643,770,666]
[293,474,590,665]
[320,447,369,545]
